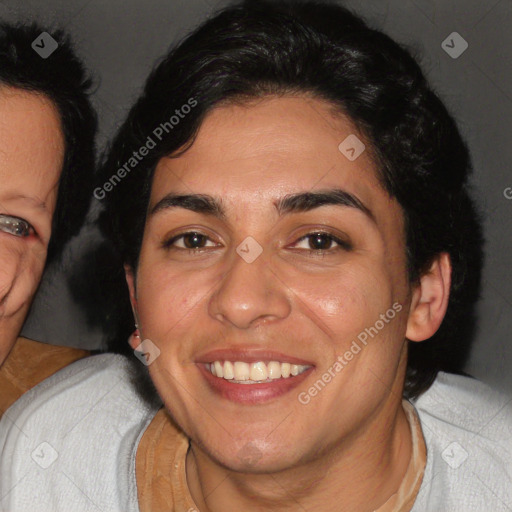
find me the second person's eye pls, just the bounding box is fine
[0,214,33,238]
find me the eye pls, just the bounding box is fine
[161,230,351,255]
[291,231,352,253]
[0,214,33,238]
[162,231,218,252]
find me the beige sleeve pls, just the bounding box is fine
[0,336,89,417]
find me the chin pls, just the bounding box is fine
[200,437,307,475]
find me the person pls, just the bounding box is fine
[1,2,510,511]
[0,23,96,414]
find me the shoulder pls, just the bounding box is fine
[414,372,511,444]
[0,352,161,512]
[0,336,89,414]
[0,351,160,440]
[411,372,512,511]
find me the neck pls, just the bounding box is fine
[186,397,413,512]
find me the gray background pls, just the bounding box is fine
[1,0,510,392]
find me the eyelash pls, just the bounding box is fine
[0,214,34,238]
[162,230,352,255]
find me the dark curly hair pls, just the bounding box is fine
[97,0,484,399]
[0,22,97,264]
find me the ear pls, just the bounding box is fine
[124,264,140,349]
[406,253,451,342]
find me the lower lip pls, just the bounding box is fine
[197,364,314,404]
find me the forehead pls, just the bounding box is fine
[0,86,64,208]
[149,96,399,230]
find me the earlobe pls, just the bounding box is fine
[406,253,451,342]
[128,329,141,350]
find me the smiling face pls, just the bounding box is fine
[0,87,64,364]
[128,95,419,472]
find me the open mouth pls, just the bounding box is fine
[197,357,314,404]
[207,360,311,383]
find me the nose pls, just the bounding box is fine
[208,246,291,329]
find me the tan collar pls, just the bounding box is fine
[374,400,427,512]
[136,408,196,512]
[136,400,426,512]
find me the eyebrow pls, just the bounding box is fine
[150,188,376,224]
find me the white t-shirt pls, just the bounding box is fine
[0,354,510,511]
[0,354,158,512]
[410,372,512,511]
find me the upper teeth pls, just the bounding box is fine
[208,360,311,382]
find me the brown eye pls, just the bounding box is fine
[181,232,208,249]
[308,233,335,250]
[162,231,217,251]
[0,214,33,237]
[293,231,352,253]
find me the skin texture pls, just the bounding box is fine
[0,86,63,365]
[126,95,451,511]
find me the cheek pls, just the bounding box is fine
[0,239,45,314]
[288,259,397,345]
[135,259,209,338]
[0,243,22,296]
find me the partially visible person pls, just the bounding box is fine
[0,22,96,414]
